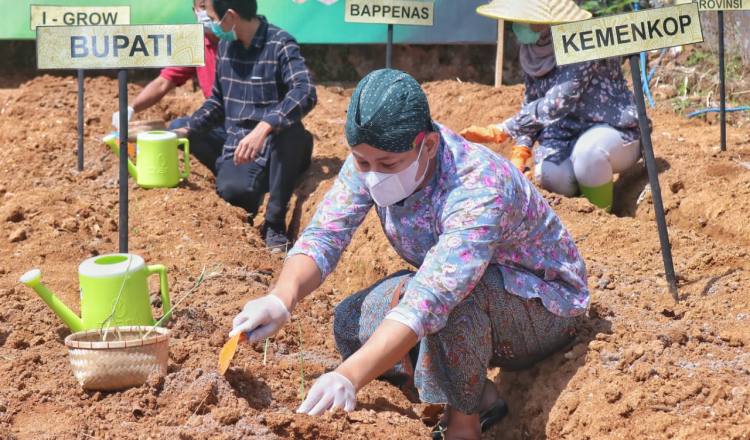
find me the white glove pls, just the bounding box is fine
[297,372,356,416]
[112,106,134,132]
[229,294,290,342]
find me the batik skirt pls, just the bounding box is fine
[333,265,582,414]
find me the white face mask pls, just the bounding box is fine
[362,137,429,207]
[195,10,213,33]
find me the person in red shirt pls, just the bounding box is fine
[112,0,223,174]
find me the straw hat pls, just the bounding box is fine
[477,0,592,24]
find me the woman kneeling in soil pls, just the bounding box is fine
[230,69,589,440]
[461,0,644,213]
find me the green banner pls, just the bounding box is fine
[5,0,497,43]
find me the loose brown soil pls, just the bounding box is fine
[0,71,749,440]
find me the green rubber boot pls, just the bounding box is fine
[579,180,614,213]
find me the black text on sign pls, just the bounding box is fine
[344,0,434,26]
[36,25,205,70]
[561,15,693,54]
[30,6,130,30]
[71,35,173,58]
[696,0,750,10]
[550,3,703,66]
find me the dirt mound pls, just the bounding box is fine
[0,72,749,440]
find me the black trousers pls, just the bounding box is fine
[215,122,313,226]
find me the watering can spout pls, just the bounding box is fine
[20,269,85,333]
[103,133,138,181]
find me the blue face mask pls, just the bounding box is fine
[512,22,541,45]
[210,13,236,42]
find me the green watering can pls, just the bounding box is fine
[20,254,172,333]
[103,131,190,188]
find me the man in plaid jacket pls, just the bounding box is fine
[174,0,317,252]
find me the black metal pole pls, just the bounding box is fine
[718,11,726,152]
[630,55,678,300]
[386,24,393,69]
[118,69,128,253]
[77,69,84,172]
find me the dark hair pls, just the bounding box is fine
[210,0,257,20]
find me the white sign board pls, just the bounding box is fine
[345,0,434,26]
[551,3,704,66]
[37,24,205,70]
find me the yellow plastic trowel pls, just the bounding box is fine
[218,331,251,375]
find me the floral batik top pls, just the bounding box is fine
[503,59,643,166]
[287,123,589,340]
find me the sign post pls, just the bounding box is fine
[344,0,434,68]
[36,24,205,253]
[78,68,84,171]
[693,1,750,151]
[551,3,704,300]
[495,20,504,88]
[719,10,725,152]
[31,6,131,172]
[386,24,394,68]
[31,5,131,173]
[118,69,129,253]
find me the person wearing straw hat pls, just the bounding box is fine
[460,0,643,213]
[230,69,589,439]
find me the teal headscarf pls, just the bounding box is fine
[345,69,434,153]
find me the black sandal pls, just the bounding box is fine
[430,399,509,440]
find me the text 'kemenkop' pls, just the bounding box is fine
[550,3,703,66]
[561,15,693,54]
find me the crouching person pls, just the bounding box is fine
[230,70,589,440]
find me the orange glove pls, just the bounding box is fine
[459,124,508,143]
[510,146,532,174]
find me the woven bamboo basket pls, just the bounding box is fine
[65,326,170,391]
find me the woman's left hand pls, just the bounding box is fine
[510,146,532,174]
[459,124,508,143]
[296,371,356,416]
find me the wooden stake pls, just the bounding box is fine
[495,20,504,88]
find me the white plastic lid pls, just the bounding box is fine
[137,131,177,142]
[78,254,145,278]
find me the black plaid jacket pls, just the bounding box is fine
[186,16,317,166]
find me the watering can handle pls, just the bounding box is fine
[145,265,172,323]
[178,138,190,179]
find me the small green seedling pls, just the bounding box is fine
[298,319,305,402]
[263,338,269,366]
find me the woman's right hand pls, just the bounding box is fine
[229,294,291,342]
[229,255,321,342]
